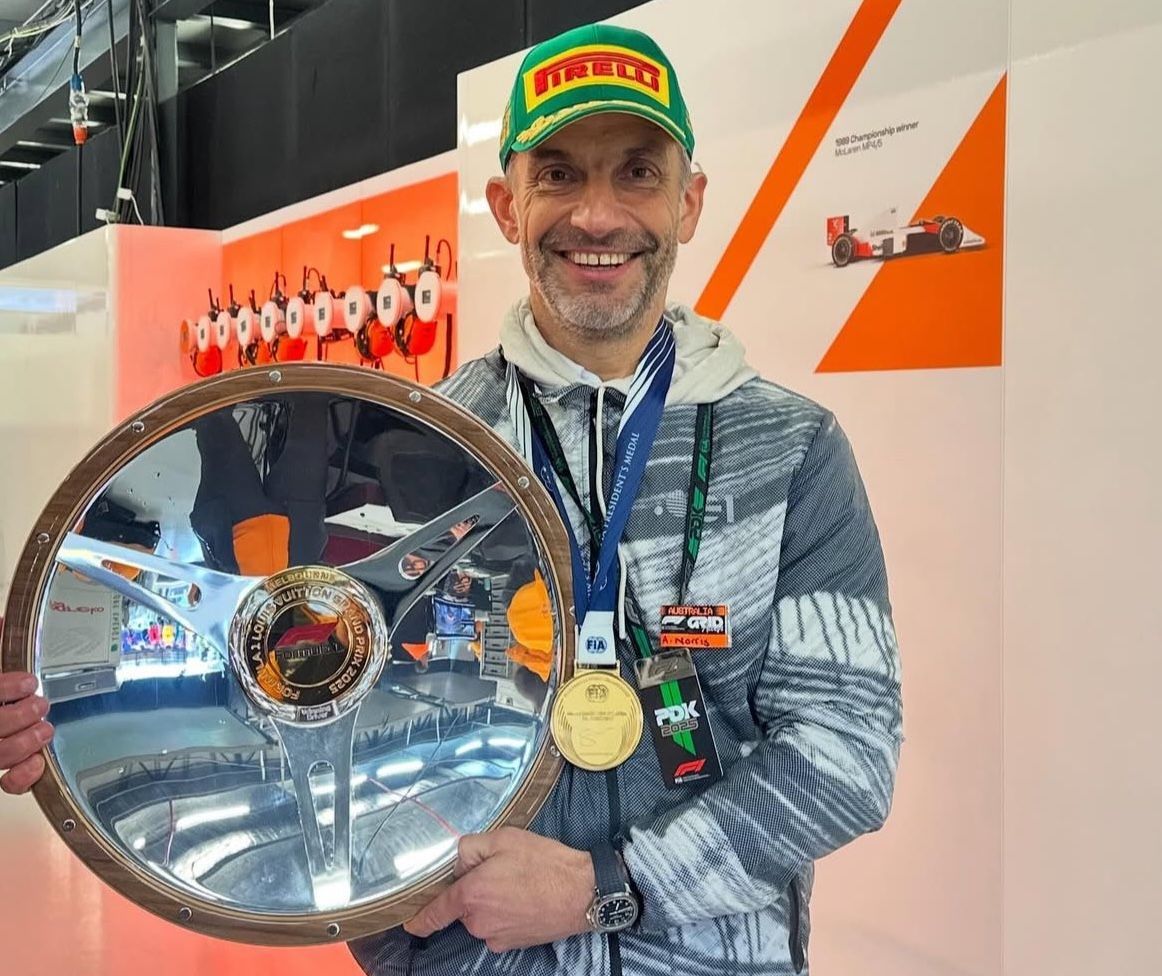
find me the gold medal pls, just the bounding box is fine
[550,668,643,771]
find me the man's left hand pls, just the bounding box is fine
[404,827,595,952]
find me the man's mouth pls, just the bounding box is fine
[563,250,635,267]
[553,249,643,276]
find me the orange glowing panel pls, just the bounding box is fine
[220,172,459,380]
[221,226,283,318]
[358,173,459,385]
[280,201,363,299]
[114,225,222,419]
[359,173,458,286]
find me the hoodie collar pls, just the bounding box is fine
[498,297,756,406]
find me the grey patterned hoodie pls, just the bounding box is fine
[350,298,903,976]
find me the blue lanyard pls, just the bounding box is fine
[508,319,675,657]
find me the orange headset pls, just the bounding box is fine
[399,236,456,377]
[190,289,228,376]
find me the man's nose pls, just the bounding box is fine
[570,178,624,240]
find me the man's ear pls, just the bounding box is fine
[486,176,520,244]
[677,167,708,245]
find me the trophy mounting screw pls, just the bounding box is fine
[517,476,530,489]
[36,532,50,545]
[549,745,560,759]
[327,923,341,937]
[62,819,76,832]
[408,390,422,403]
[178,907,192,922]
[269,370,283,384]
[130,421,146,433]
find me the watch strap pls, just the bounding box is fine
[590,842,628,897]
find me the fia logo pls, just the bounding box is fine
[586,684,609,703]
[585,636,608,655]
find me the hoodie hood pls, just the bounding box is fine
[498,297,756,405]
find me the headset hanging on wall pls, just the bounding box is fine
[207,289,231,351]
[414,235,456,325]
[397,235,456,379]
[190,307,222,377]
[237,289,272,366]
[188,290,224,376]
[259,271,287,346]
[312,273,340,343]
[216,286,242,351]
[260,270,309,362]
[377,243,414,330]
[283,266,321,361]
[344,284,392,368]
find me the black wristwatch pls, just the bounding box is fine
[587,843,640,934]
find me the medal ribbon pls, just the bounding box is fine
[507,319,675,666]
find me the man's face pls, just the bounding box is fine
[487,113,706,340]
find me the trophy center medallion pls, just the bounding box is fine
[232,566,383,722]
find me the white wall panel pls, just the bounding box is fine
[1003,1,1162,972]
[0,229,117,604]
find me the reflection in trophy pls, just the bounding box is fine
[2,370,571,944]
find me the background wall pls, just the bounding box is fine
[114,224,223,417]
[0,1,1158,973]
[0,231,117,605]
[1002,2,1162,972]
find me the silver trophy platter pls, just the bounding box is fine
[1,365,573,945]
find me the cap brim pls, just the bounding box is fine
[508,98,690,160]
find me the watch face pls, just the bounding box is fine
[596,895,639,930]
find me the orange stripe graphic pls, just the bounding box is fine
[695,0,901,320]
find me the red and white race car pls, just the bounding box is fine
[826,208,985,267]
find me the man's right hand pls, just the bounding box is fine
[0,671,53,795]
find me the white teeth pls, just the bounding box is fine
[568,252,629,267]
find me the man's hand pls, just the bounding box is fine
[404,828,596,953]
[0,671,53,795]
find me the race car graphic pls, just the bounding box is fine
[826,208,985,267]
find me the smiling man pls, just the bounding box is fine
[0,21,902,976]
[352,21,904,976]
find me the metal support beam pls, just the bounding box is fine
[150,0,216,21]
[2,145,57,165]
[154,18,178,102]
[152,0,317,24]
[0,0,131,157]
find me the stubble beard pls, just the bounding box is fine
[525,227,678,341]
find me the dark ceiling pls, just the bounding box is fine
[0,0,326,189]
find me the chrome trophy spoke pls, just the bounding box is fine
[55,532,258,655]
[341,483,517,633]
[272,709,360,910]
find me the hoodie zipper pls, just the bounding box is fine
[588,389,624,976]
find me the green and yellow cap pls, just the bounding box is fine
[499,23,695,169]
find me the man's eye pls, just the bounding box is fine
[543,167,572,183]
[627,164,658,181]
